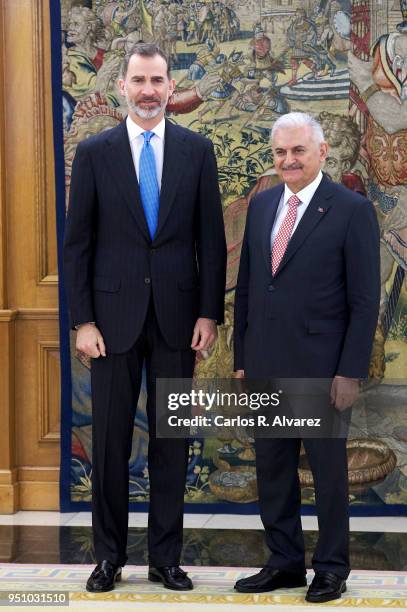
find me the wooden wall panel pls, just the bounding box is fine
[4,0,57,308]
[38,341,61,443]
[15,316,60,467]
[33,0,58,285]
[0,0,61,511]
[0,1,7,307]
[0,312,18,514]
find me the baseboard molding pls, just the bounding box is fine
[18,480,59,511]
[0,469,19,513]
[0,468,59,512]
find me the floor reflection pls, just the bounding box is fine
[0,526,405,570]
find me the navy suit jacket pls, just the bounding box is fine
[64,119,227,353]
[234,175,380,378]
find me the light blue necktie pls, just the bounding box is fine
[139,131,159,239]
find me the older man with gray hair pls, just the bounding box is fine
[233,112,380,603]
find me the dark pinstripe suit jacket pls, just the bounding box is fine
[63,119,227,353]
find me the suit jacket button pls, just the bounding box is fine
[268,284,275,291]
[144,278,151,284]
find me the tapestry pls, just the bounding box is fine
[53,0,407,512]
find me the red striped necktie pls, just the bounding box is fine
[271,194,301,275]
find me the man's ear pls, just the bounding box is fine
[320,141,329,162]
[118,78,126,97]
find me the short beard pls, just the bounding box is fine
[127,97,165,120]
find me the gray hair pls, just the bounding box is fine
[271,112,326,145]
[119,42,170,80]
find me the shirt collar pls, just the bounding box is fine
[283,170,323,207]
[126,115,166,142]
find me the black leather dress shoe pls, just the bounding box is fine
[305,571,346,603]
[148,566,193,590]
[86,560,122,592]
[234,568,307,593]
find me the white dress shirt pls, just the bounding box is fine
[270,170,323,247]
[126,115,165,190]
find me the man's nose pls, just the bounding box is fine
[285,151,296,165]
[141,81,155,96]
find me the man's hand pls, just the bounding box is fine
[191,318,217,351]
[330,375,359,411]
[76,323,106,358]
[234,369,245,378]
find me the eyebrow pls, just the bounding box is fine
[130,75,165,80]
[274,145,306,151]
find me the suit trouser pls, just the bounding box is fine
[90,300,196,567]
[255,437,350,579]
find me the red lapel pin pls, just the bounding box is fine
[318,207,325,213]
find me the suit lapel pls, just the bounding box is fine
[155,119,187,239]
[262,185,284,272]
[104,120,151,240]
[273,175,334,278]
